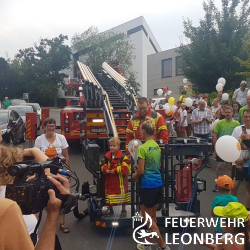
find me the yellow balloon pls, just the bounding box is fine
[168,97,175,105]
[179,95,186,102]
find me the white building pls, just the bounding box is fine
[110,16,161,97]
[63,16,161,98]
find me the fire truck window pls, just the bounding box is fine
[74,113,82,120]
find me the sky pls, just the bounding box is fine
[0,0,223,59]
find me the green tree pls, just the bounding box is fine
[234,39,250,77]
[71,26,137,82]
[178,0,250,93]
[0,57,10,100]
[15,34,71,105]
[127,72,140,95]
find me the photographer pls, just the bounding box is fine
[0,146,69,249]
[0,174,70,250]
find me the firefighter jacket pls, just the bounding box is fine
[126,107,168,154]
[101,150,130,205]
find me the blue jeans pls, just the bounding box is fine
[194,133,210,142]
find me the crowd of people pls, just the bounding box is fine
[1,82,250,249]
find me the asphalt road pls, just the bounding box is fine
[20,109,247,250]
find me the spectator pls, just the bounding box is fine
[217,100,228,120]
[186,105,193,137]
[191,99,197,110]
[173,101,182,137]
[195,92,202,104]
[238,95,250,125]
[232,81,248,108]
[35,117,70,233]
[0,145,70,250]
[217,91,222,105]
[211,98,221,119]
[213,106,240,192]
[191,99,213,141]
[231,109,250,211]
[201,202,250,250]
[233,102,240,121]
[2,97,12,109]
[178,103,187,137]
[0,147,48,240]
[203,95,211,108]
[211,176,238,235]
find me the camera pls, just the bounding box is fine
[5,157,72,215]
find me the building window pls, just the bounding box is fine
[162,58,172,78]
[176,56,183,76]
[127,25,148,37]
[153,88,161,95]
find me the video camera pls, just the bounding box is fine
[5,157,81,215]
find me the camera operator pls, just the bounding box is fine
[0,145,69,249]
[0,174,70,250]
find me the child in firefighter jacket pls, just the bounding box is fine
[101,137,131,218]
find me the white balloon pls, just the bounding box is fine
[185,97,193,107]
[210,119,219,131]
[157,89,163,96]
[248,89,250,96]
[167,90,172,96]
[183,78,188,84]
[218,77,226,86]
[164,106,170,114]
[222,93,229,101]
[171,105,177,112]
[216,83,223,92]
[215,135,241,162]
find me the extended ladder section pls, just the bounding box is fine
[77,61,118,137]
[99,62,137,138]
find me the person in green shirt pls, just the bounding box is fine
[213,106,240,192]
[238,95,250,124]
[2,97,12,108]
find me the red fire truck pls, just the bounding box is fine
[60,61,137,143]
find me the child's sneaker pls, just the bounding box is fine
[137,244,152,250]
[120,210,127,218]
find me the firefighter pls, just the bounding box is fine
[126,97,169,155]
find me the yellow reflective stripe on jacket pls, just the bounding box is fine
[158,125,167,131]
[126,128,133,133]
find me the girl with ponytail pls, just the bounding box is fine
[132,118,170,250]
